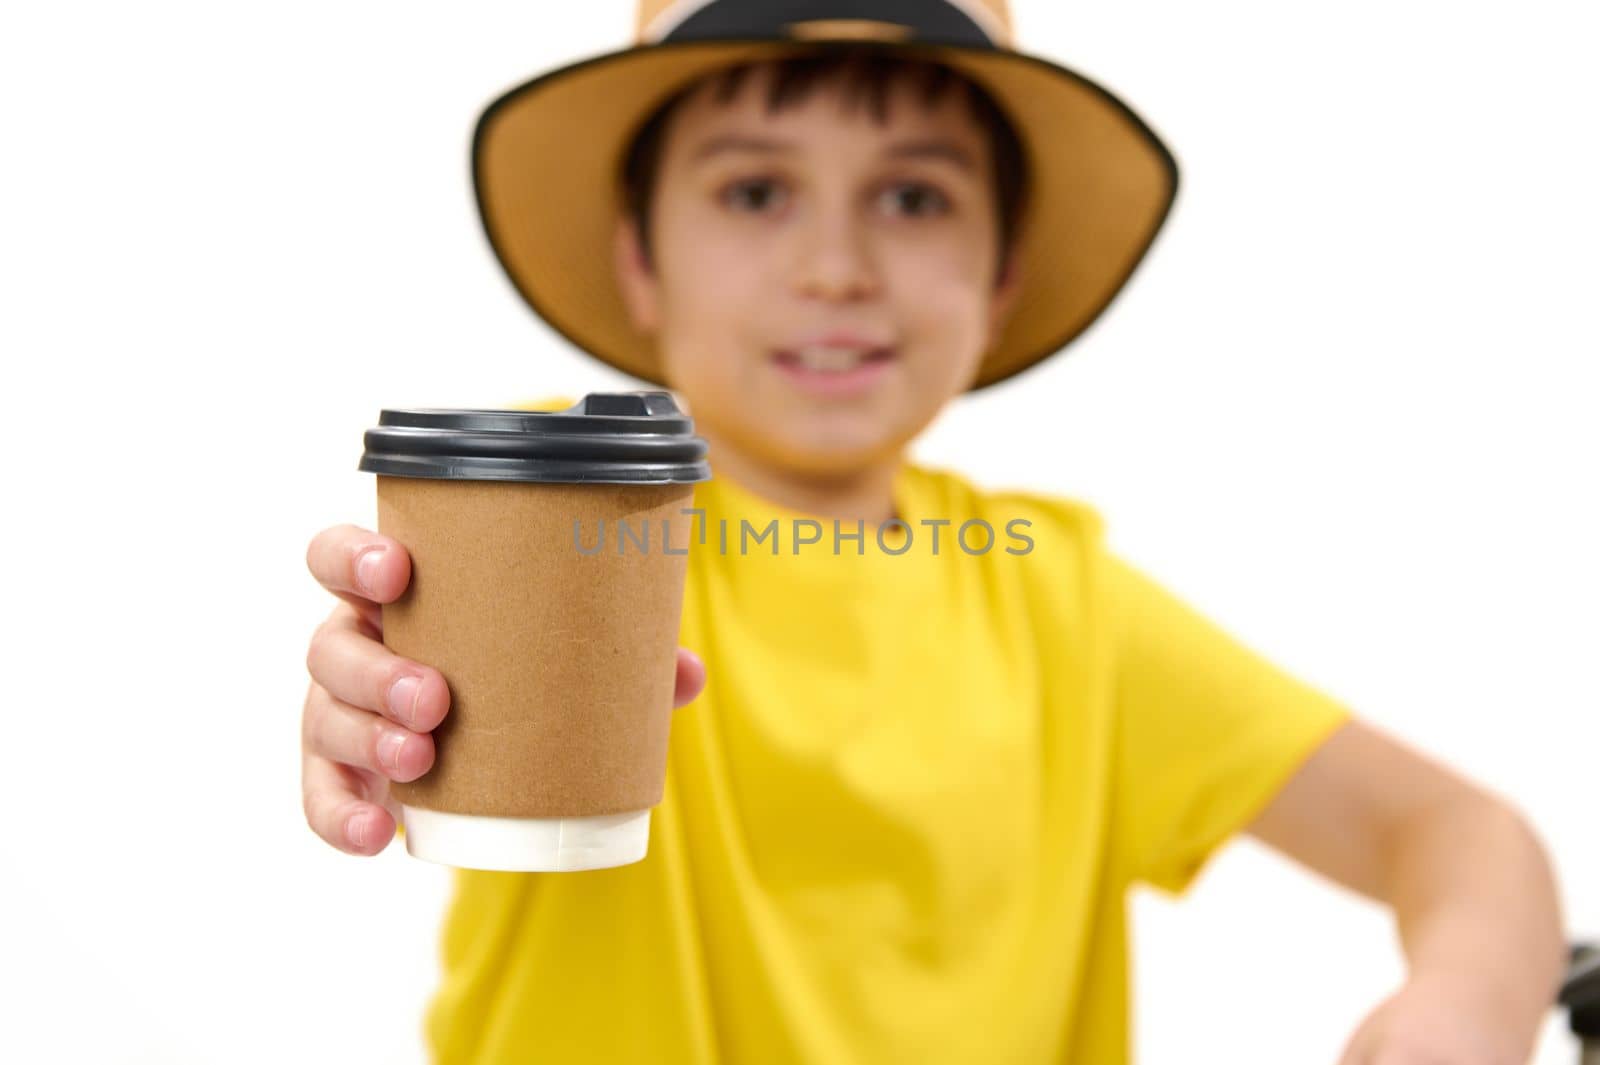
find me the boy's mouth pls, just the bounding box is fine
[770,345,898,396]
[772,345,897,372]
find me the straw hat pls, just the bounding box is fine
[473,0,1179,391]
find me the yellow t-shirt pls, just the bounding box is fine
[411,397,1352,1064]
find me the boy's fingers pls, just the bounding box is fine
[674,647,706,708]
[301,749,397,855]
[302,682,438,784]
[306,524,412,606]
[306,609,450,731]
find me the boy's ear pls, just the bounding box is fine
[987,246,1025,343]
[612,213,661,335]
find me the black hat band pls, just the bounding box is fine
[651,0,1000,50]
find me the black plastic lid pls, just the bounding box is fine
[358,391,711,484]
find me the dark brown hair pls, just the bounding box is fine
[618,44,1030,287]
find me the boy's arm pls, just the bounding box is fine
[1245,718,1566,1064]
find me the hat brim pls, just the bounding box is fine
[473,37,1178,392]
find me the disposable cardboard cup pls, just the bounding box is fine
[358,393,710,872]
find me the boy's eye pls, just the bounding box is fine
[720,177,788,213]
[879,181,950,217]
[716,177,951,218]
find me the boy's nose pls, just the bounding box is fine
[792,211,881,302]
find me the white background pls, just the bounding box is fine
[1,1,1595,1062]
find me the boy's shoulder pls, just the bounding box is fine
[903,460,1108,551]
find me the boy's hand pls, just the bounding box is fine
[300,523,708,856]
[1336,974,1533,1065]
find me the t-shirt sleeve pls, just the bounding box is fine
[1105,549,1353,896]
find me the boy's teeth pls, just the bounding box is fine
[795,346,869,372]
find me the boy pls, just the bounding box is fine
[301,3,1565,1061]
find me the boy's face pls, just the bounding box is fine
[613,62,1023,477]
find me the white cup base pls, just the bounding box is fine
[400,805,651,872]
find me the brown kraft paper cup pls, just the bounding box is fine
[358,393,710,872]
